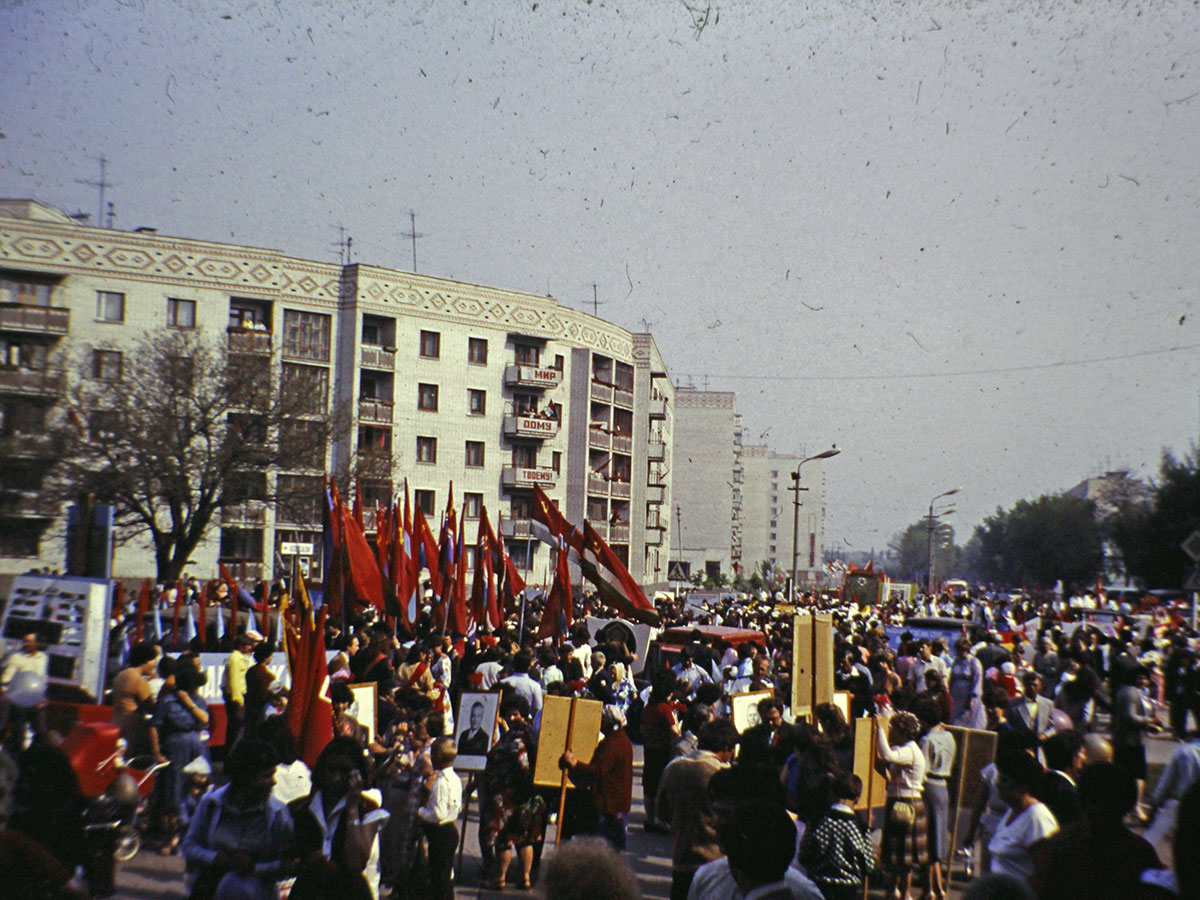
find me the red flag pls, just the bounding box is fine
[530,485,583,559]
[339,501,386,615]
[538,537,573,644]
[284,576,334,767]
[172,579,183,647]
[447,517,469,635]
[352,479,365,531]
[136,579,150,642]
[580,521,660,625]
[412,503,441,598]
[198,582,209,648]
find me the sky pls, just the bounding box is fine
[2,0,1199,557]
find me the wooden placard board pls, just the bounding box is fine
[346,682,377,744]
[832,690,852,724]
[852,715,888,813]
[813,612,835,708]
[792,616,814,718]
[945,725,997,811]
[533,695,603,788]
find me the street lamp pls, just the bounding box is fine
[790,447,841,603]
[927,487,962,595]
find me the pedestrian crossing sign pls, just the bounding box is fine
[667,560,690,582]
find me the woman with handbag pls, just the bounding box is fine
[876,706,928,900]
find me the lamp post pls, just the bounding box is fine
[790,447,840,603]
[926,487,961,595]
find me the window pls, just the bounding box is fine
[468,389,486,416]
[418,383,439,411]
[90,349,122,381]
[554,354,564,371]
[419,330,440,359]
[219,527,264,561]
[587,496,608,521]
[615,361,635,392]
[282,363,329,414]
[89,409,120,441]
[0,522,42,557]
[415,489,436,515]
[552,451,561,474]
[282,309,331,362]
[284,420,328,468]
[510,495,534,520]
[230,298,271,330]
[226,469,268,502]
[514,343,539,365]
[356,425,391,457]
[96,291,125,322]
[463,492,483,519]
[276,474,324,524]
[0,275,53,306]
[416,436,437,463]
[468,337,488,364]
[465,441,485,468]
[167,298,196,329]
[513,445,538,468]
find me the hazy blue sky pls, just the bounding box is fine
[3,1,1198,557]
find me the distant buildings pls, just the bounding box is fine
[0,199,674,582]
[739,445,829,590]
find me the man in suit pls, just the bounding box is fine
[1008,671,1056,742]
[1038,729,1086,827]
[457,699,490,756]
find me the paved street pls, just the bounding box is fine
[117,732,1181,899]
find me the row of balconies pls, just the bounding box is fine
[587,427,632,453]
[589,380,635,409]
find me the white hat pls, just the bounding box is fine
[244,629,265,643]
[183,756,212,776]
[1001,661,1016,675]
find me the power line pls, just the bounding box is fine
[677,341,1200,384]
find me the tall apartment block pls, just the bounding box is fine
[0,199,674,584]
[739,444,829,590]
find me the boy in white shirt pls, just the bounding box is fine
[418,736,464,900]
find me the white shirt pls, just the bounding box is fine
[688,857,823,900]
[876,729,927,799]
[475,660,504,689]
[306,789,389,898]
[418,767,463,826]
[988,801,1058,882]
[1,649,47,686]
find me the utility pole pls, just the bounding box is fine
[789,448,841,603]
[926,488,961,595]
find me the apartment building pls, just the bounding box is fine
[671,387,742,579]
[0,199,674,583]
[739,444,829,589]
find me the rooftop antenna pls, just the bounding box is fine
[78,155,115,227]
[105,201,115,229]
[638,318,657,332]
[401,210,426,272]
[586,283,609,317]
[331,225,351,264]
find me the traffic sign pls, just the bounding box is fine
[1185,567,1200,592]
[667,560,691,582]
[1183,531,1200,562]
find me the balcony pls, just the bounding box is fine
[357,444,392,462]
[588,473,609,494]
[591,381,613,403]
[361,508,378,532]
[504,363,562,390]
[360,344,396,370]
[645,527,663,546]
[588,427,610,450]
[0,432,58,458]
[226,326,272,355]
[648,397,667,419]
[613,387,634,409]
[611,433,632,454]
[501,466,557,489]
[0,490,59,519]
[0,303,69,335]
[608,524,630,543]
[648,439,666,461]
[503,413,559,439]
[609,480,631,499]
[646,510,666,530]
[501,517,535,539]
[0,367,64,399]
[358,398,394,424]
[221,501,268,527]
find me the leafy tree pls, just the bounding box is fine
[1111,448,1200,589]
[54,329,339,582]
[889,519,958,584]
[973,493,1103,591]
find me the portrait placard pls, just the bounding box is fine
[454,691,500,772]
[346,682,377,744]
[730,689,775,733]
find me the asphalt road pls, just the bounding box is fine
[117,731,1181,899]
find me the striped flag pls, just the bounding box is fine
[579,521,660,625]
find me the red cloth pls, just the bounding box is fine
[568,729,633,814]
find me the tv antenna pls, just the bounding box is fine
[78,155,116,227]
[331,226,353,265]
[401,210,426,272]
[586,283,609,317]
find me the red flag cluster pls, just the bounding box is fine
[322,478,525,638]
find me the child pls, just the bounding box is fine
[797,772,876,900]
[177,756,212,837]
[417,736,463,900]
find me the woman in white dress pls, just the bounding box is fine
[988,748,1058,883]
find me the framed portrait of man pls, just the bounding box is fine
[730,689,775,733]
[454,691,499,771]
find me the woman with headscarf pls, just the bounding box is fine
[948,639,987,729]
[876,706,928,900]
[480,693,547,890]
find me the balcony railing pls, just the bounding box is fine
[501,466,557,489]
[613,387,634,409]
[611,433,632,454]
[609,480,631,499]
[0,491,59,519]
[588,427,610,450]
[360,344,396,369]
[226,326,272,355]
[648,439,666,461]
[502,413,559,439]
[591,381,613,403]
[0,367,64,398]
[221,501,268,527]
[646,510,666,530]
[648,397,667,418]
[0,303,69,335]
[645,527,663,546]
[608,524,630,543]
[588,473,609,494]
[504,364,562,390]
[500,517,535,538]
[359,398,394,424]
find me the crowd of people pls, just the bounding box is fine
[3,582,1200,900]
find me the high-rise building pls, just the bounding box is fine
[739,444,829,589]
[0,199,674,582]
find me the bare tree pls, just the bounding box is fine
[54,328,339,582]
